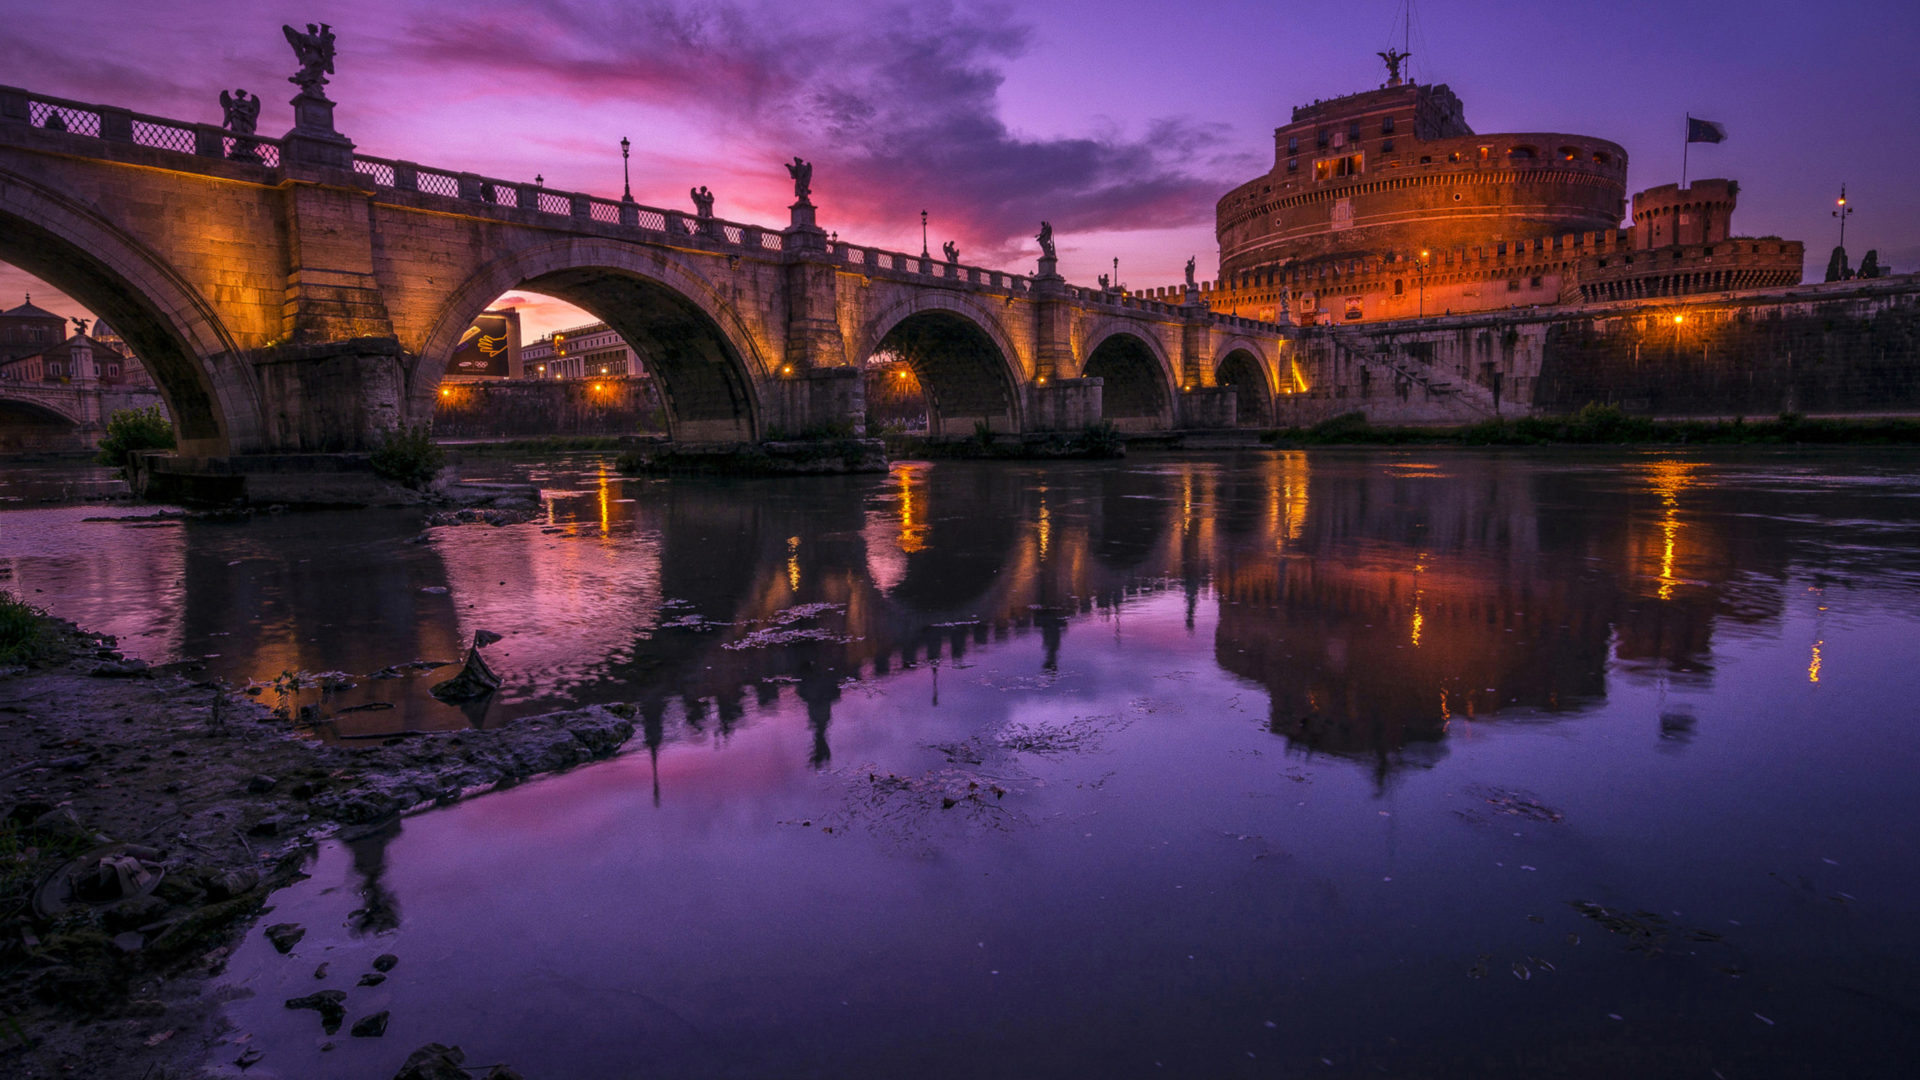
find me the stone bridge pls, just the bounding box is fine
[0,380,165,451]
[0,83,1290,467]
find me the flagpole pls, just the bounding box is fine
[1682,113,1690,189]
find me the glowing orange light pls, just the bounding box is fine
[593,383,603,391]
[781,365,793,376]
[1673,315,1685,324]
[440,387,450,396]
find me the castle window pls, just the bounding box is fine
[1317,130,1329,149]
[1287,136,1299,154]
[1394,279,1405,296]
[1288,158,1298,172]
[1419,156,1432,164]
[1508,145,1536,160]
[1507,280,1520,292]
[1560,146,1579,161]
[1478,146,1491,160]
[1593,151,1611,165]
[1382,116,1396,134]
[1348,122,1361,140]
[1450,152,1461,162]
[1381,139,1394,152]
[1530,276,1543,288]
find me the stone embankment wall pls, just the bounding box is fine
[431,377,662,439]
[1275,274,1920,426]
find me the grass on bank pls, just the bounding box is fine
[0,591,47,665]
[1263,405,1920,447]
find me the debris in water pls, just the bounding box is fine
[430,632,502,702]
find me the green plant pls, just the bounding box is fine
[368,423,447,489]
[0,591,45,664]
[93,405,174,471]
[1073,420,1125,458]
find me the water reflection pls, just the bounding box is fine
[6,450,1919,779]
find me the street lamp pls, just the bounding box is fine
[620,136,633,203]
[1415,249,1431,317]
[920,210,929,259]
[1833,184,1853,250]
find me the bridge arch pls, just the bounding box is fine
[1215,341,1275,427]
[0,388,83,425]
[417,238,772,443]
[853,293,1025,437]
[1081,324,1176,430]
[0,166,256,455]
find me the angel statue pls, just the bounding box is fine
[283,23,337,95]
[1184,256,1197,288]
[1035,221,1056,260]
[71,317,90,338]
[690,185,715,218]
[219,88,262,160]
[1098,273,1110,290]
[219,89,260,135]
[942,240,959,264]
[785,157,812,202]
[1378,48,1410,84]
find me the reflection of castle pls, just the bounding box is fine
[1143,58,1803,325]
[153,455,1809,779]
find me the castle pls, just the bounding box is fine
[1142,57,1803,324]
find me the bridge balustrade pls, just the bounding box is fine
[6,85,283,167]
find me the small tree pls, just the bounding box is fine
[1824,245,1851,283]
[94,404,175,471]
[368,423,447,489]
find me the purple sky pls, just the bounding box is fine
[4,0,1916,341]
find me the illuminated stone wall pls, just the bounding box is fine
[430,376,662,439]
[1275,274,1920,424]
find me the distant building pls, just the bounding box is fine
[520,321,647,381]
[1178,58,1802,325]
[0,299,152,387]
[0,295,66,361]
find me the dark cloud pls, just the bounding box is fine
[395,0,1245,253]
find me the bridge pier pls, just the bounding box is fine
[1026,377,1104,432]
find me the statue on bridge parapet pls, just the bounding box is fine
[283,23,337,98]
[1184,256,1197,289]
[1098,273,1110,290]
[785,157,813,204]
[942,240,959,264]
[219,89,261,161]
[690,185,715,218]
[1034,221,1060,281]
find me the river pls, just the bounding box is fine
[5,448,1919,1077]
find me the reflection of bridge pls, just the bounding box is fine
[0,379,163,451]
[98,452,1790,779]
[0,80,1288,475]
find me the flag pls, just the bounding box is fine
[1686,117,1727,144]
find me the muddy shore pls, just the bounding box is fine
[1,613,634,1078]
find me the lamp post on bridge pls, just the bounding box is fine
[620,136,633,203]
[921,210,929,259]
[1415,249,1431,317]
[1833,184,1852,251]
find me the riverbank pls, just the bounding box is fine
[0,604,635,1078]
[1262,406,1920,447]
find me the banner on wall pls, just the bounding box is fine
[448,309,521,378]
